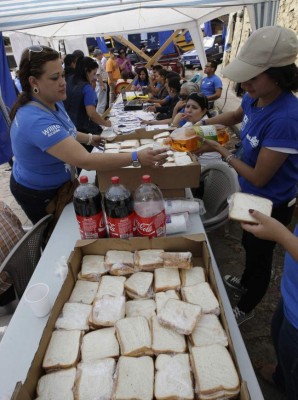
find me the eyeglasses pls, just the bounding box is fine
[27,45,58,61]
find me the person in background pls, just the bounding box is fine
[106,48,121,106]
[72,49,84,58]
[146,77,181,121]
[63,54,77,83]
[14,69,22,93]
[147,69,169,103]
[143,81,200,127]
[147,64,163,97]
[9,46,168,224]
[241,210,298,399]
[131,67,150,91]
[63,56,111,152]
[0,201,25,312]
[195,26,298,325]
[117,48,134,79]
[93,49,108,115]
[200,60,222,108]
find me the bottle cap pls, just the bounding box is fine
[111,176,120,184]
[79,176,88,183]
[142,175,151,183]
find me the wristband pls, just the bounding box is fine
[87,133,93,146]
[225,153,236,165]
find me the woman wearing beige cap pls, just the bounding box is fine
[196,25,298,321]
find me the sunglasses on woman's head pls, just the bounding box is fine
[188,92,209,109]
[27,45,58,61]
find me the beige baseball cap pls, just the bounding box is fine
[222,26,298,83]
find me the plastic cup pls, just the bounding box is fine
[24,283,52,317]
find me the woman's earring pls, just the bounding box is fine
[33,87,39,94]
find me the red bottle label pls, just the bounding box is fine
[135,210,166,238]
[76,211,106,239]
[106,212,135,239]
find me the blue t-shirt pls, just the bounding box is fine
[281,224,298,329]
[11,101,76,190]
[238,92,298,206]
[132,77,149,88]
[200,74,222,97]
[82,84,97,107]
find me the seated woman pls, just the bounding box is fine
[64,57,111,151]
[144,81,200,126]
[171,91,210,128]
[145,78,181,123]
[131,67,150,91]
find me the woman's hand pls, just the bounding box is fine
[92,136,106,149]
[172,112,186,127]
[193,138,221,155]
[137,147,169,167]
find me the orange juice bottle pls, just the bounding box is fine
[168,125,230,152]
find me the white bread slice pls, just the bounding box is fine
[36,368,76,400]
[79,255,107,281]
[120,139,139,148]
[229,192,273,223]
[55,302,91,331]
[181,282,220,316]
[153,131,170,140]
[68,280,98,304]
[75,358,116,400]
[190,314,228,348]
[135,249,164,271]
[154,268,181,292]
[124,271,153,298]
[162,252,193,269]
[140,138,154,145]
[90,295,126,327]
[105,250,135,275]
[151,315,186,354]
[113,356,154,400]
[155,354,194,400]
[190,344,240,397]
[115,316,151,356]
[96,275,126,299]
[81,327,119,362]
[157,298,202,335]
[125,299,156,320]
[105,142,120,149]
[42,330,82,371]
[125,289,152,300]
[180,266,206,287]
[155,290,180,314]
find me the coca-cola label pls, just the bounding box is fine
[135,210,166,238]
[106,212,135,239]
[76,211,106,239]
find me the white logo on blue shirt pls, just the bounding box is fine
[246,133,259,148]
[42,124,61,137]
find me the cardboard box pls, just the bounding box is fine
[12,234,250,400]
[98,127,201,197]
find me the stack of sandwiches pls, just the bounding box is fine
[36,249,240,399]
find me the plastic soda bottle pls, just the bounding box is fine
[134,175,166,238]
[73,176,106,239]
[103,176,135,238]
[168,124,230,152]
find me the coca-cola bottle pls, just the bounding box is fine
[134,175,166,238]
[103,176,135,238]
[73,176,106,239]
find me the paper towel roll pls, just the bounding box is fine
[165,200,200,215]
[166,214,188,235]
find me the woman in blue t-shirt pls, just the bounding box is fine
[131,67,150,91]
[241,210,298,399]
[9,46,168,224]
[194,26,298,326]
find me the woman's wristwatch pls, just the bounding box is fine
[131,151,141,167]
